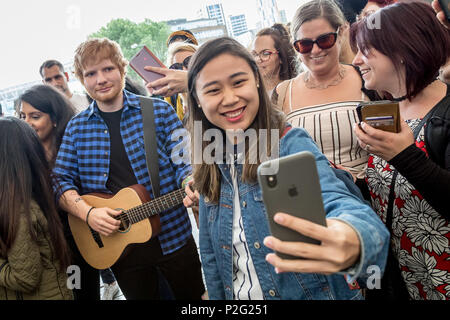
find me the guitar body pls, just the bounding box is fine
[68,185,161,270]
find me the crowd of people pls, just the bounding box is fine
[0,0,448,301]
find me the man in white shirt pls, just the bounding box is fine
[39,60,90,113]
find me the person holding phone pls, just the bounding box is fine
[183,36,389,300]
[164,41,199,123]
[352,2,450,300]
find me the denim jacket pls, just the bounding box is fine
[199,128,389,300]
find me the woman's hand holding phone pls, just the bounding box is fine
[264,213,361,275]
[354,119,414,161]
[145,66,188,97]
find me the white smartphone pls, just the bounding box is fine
[257,151,327,260]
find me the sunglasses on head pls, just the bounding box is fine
[293,29,339,54]
[169,55,192,70]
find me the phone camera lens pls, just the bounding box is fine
[267,175,277,188]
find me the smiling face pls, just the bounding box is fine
[82,58,124,110]
[352,46,405,96]
[252,35,281,81]
[296,18,341,76]
[195,53,260,132]
[20,101,54,143]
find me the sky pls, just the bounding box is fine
[0,0,303,90]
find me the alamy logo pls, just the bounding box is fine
[67,265,81,290]
[170,121,281,175]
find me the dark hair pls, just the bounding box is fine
[39,60,65,78]
[368,0,395,6]
[187,37,285,203]
[125,76,148,96]
[20,85,76,163]
[0,102,3,116]
[256,24,299,81]
[167,30,199,46]
[0,117,70,269]
[335,0,368,24]
[350,2,450,99]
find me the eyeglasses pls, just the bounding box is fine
[293,29,339,54]
[251,50,278,62]
[169,55,192,70]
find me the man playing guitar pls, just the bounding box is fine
[53,38,204,300]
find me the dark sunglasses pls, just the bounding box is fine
[293,30,339,54]
[169,55,192,70]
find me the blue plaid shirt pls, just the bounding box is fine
[54,90,192,255]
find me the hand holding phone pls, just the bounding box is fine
[356,101,400,133]
[129,46,166,87]
[257,152,327,259]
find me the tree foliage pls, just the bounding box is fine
[89,18,171,81]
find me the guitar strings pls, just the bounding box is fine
[115,189,186,225]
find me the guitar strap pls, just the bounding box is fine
[139,96,160,198]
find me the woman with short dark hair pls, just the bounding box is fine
[352,1,450,300]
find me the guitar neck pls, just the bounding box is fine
[123,189,186,224]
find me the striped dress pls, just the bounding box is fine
[284,80,369,178]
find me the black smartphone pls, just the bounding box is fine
[438,0,450,21]
[257,151,327,260]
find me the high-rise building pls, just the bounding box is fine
[279,9,287,24]
[256,0,281,29]
[229,14,248,37]
[206,2,226,26]
[166,18,228,44]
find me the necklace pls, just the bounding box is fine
[303,66,347,90]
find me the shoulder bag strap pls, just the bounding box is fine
[139,96,160,198]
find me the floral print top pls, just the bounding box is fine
[366,119,450,300]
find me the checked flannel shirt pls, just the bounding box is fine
[53,90,192,255]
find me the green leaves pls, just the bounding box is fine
[89,18,171,81]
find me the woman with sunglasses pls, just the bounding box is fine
[164,42,198,123]
[274,0,377,186]
[251,24,298,96]
[352,2,450,300]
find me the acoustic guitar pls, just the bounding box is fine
[68,185,185,269]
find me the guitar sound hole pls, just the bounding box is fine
[115,209,130,233]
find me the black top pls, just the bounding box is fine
[98,108,138,194]
[388,89,450,219]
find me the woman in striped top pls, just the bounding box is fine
[274,0,376,179]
